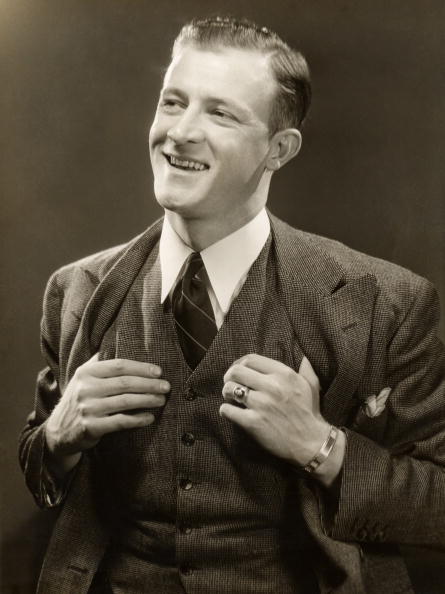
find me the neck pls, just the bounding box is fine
[165,176,272,251]
[166,206,266,251]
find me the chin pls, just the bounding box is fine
[154,189,195,216]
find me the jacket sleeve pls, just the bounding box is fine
[18,272,76,509]
[320,278,445,548]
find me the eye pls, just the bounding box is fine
[212,109,234,121]
[159,98,184,113]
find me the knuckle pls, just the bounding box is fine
[80,418,91,436]
[141,395,154,407]
[113,395,125,410]
[268,376,281,395]
[76,384,88,402]
[118,415,130,430]
[113,359,125,375]
[118,376,130,392]
[230,364,243,378]
[74,364,85,379]
[78,402,88,417]
[112,416,125,431]
[242,354,253,366]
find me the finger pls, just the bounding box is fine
[224,364,266,391]
[89,393,167,415]
[298,356,320,395]
[219,402,257,429]
[95,376,170,398]
[234,353,290,375]
[85,358,163,379]
[95,411,155,436]
[222,381,255,408]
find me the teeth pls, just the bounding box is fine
[169,155,207,171]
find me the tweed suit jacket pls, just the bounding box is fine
[20,213,445,594]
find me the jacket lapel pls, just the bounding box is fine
[65,219,163,383]
[316,276,377,425]
[270,214,378,426]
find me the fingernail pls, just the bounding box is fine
[151,365,161,377]
[160,381,170,392]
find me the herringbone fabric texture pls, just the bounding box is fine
[98,236,317,594]
[18,213,445,594]
[172,252,217,369]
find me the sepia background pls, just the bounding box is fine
[1,1,444,592]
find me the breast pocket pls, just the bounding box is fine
[349,396,390,442]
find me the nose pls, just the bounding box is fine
[167,107,205,145]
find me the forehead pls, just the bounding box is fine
[162,46,277,120]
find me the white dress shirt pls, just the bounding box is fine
[159,209,271,329]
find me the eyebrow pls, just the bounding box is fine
[161,86,253,121]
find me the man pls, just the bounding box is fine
[19,16,445,594]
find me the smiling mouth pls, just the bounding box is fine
[164,153,209,171]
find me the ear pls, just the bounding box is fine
[266,129,302,171]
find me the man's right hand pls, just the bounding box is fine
[45,355,170,476]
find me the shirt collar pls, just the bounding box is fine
[159,208,270,313]
[159,216,194,303]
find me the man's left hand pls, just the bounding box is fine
[220,354,344,482]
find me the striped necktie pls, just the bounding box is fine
[172,252,217,369]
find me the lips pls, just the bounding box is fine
[164,153,209,171]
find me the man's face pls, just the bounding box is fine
[149,45,277,226]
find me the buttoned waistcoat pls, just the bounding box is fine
[19,212,445,594]
[96,237,318,593]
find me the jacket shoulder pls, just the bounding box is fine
[50,240,133,290]
[312,231,428,291]
[40,240,136,349]
[46,216,164,293]
[275,216,431,292]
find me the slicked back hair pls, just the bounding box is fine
[172,16,311,134]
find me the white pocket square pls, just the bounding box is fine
[364,387,391,418]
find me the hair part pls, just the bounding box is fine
[173,16,311,134]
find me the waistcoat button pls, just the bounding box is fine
[180,565,194,575]
[184,388,197,401]
[182,432,195,446]
[179,525,192,535]
[179,478,193,490]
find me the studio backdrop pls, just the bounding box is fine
[1,1,444,592]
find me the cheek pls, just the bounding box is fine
[148,115,167,150]
[223,132,268,168]
[222,147,267,181]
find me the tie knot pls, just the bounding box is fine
[184,252,205,282]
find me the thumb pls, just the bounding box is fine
[299,356,320,396]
